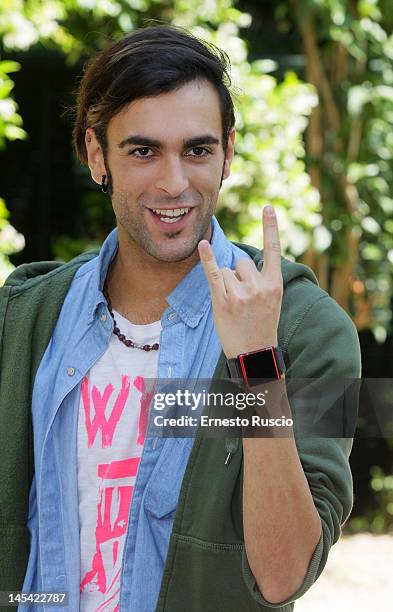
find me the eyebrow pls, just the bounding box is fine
[117,133,220,149]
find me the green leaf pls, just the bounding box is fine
[4,124,27,140]
[0,61,21,75]
[348,84,372,116]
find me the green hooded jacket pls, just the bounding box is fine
[0,242,361,611]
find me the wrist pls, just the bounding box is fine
[227,344,285,387]
[225,338,278,360]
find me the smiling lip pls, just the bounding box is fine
[146,206,195,230]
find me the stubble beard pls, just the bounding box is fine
[112,190,218,263]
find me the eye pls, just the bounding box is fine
[187,147,211,157]
[129,147,153,157]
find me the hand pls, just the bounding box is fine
[198,206,283,359]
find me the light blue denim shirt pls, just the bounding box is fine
[21,216,251,612]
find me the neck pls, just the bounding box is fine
[105,230,206,324]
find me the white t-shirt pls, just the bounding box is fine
[77,310,161,612]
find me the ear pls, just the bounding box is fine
[222,128,235,181]
[85,128,107,186]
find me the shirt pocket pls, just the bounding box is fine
[142,438,193,520]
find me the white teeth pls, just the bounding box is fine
[151,207,190,218]
[161,217,180,223]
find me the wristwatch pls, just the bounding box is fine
[226,346,286,387]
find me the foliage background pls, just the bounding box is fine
[0,0,392,532]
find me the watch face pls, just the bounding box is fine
[239,348,279,385]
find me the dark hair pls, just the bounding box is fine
[72,25,236,166]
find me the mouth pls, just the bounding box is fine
[147,206,194,230]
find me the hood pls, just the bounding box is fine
[3,250,99,289]
[4,261,65,287]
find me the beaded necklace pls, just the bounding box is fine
[103,281,159,352]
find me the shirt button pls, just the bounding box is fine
[67,367,75,376]
[168,312,176,321]
[100,313,107,322]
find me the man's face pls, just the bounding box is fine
[86,79,235,263]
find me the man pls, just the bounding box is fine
[0,25,360,612]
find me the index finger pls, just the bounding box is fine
[198,240,226,297]
[262,206,281,276]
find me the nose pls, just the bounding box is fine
[155,154,189,197]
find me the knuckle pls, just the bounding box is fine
[246,284,260,299]
[210,269,221,282]
[267,240,281,252]
[237,293,249,306]
[265,216,278,228]
[270,283,283,299]
[263,278,282,297]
